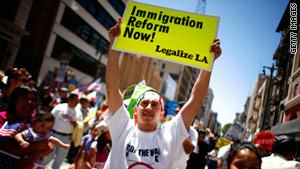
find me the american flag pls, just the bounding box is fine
[72,77,102,96]
[0,121,25,140]
[86,77,102,92]
[0,150,49,169]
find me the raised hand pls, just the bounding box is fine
[210,39,221,61]
[108,17,122,43]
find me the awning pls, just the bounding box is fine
[271,118,300,140]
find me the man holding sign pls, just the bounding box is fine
[104,16,221,168]
[113,1,219,71]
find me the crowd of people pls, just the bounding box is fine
[0,18,299,169]
[0,67,112,169]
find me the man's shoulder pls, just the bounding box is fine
[56,103,68,108]
[262,155,300,168]
[217,144,231,157]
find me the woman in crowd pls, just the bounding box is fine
[0,68,31,112]
[0,85,52,169]
[226,142,261,169]
[84,131,111,169]
[69,122,100,169]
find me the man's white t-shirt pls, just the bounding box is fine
[103,105,189,169]
[51,103,83,134]
[217,144,231,169]
[262,153,300,169]
[172,127,198,169]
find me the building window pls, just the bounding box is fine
[294,84,298,97]
[170,74,179,81]
[76,0,116,30]
[107,0,125,16]
[77,0,89,8]
[162,63,165,69]
[51,36,100,77]
[61,7,109,54]
[0,0,20,22]
[160,71,164,77]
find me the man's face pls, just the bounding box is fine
[174,106,182,116]
[59,91,68,98]
[198,133,205,142]
[136,92,164,131]
[80,100,89,108]
[69,96,79,108]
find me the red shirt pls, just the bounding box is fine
[0,111,7,128]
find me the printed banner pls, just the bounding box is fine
[113,0,219,71]
[224,122,245,141]
[215,137,230,150]
[55,60,68,82]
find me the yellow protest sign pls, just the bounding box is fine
[112,0,219,71]
[215,137,230,150]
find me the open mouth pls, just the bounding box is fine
[24,106,33,111]
[142,111,153,117]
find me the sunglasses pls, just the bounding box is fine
[17,79,29,83]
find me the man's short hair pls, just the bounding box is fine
[68,93,78,100]
[272,135,296,157]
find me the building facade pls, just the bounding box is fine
[243,0,300,141]
[0,0,33,69]
[270,0,300,139]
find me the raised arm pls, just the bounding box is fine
[106,17,123,116]
[180,39,221,130]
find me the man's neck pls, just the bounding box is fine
[137,123,157,132]
[68,104,75,108]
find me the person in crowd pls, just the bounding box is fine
[45,93,83,169]
[172,101,198,169]
[0,85,53,169]
[95,100,108,122]
[208,147,218,169]
[217,137,240,169]
[186,129,214,169]
[254,143,271,158]
[67,95,91,163]
[0,67,31,111]
[78,96,91,133]
[27,79,37,89]
[68,122,101,169]
[38,86,54,112]
[84,131,111,169]
[14,111,70,165]
[51,87,69,108]
[205,128,217,169]
[226,142,261,169]
[103,17,221,168]
[261,135,300,169]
